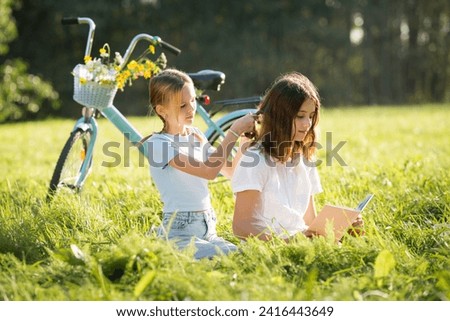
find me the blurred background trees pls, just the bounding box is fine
[0,0,60,122]
[1,0,449,121]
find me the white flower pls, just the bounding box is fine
[114,52,124,66]
[72,42,165,90]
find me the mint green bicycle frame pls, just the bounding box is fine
[70,94,256,190]
[51,17,258,192]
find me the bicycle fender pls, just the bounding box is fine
[204,108,257,138]
[72,117,95,133]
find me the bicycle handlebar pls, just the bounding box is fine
[61,17,79,25]
[61,16,181,68]
[158,38,182,56]
[62,17,96,58]
[119,34,180,69]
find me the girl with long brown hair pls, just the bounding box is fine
[232,72,362,241]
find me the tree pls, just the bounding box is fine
[4,0,449,119]
[0,0,59,123]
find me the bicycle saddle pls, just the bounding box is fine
[187,70,225,91]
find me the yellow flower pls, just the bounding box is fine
[145,60,155,69]
[75,42,165,91]
[127,60,138,71]
[116,74,127,90]
[143,70,152,79]
[99,45,109,58]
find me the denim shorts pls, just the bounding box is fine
[157,208,238,260]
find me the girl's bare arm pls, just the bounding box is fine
[303,196,318,226]
[233,190,271,241]
[169,114,255,180]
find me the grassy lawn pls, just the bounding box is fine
[0,104,449,300]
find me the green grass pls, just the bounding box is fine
[0,104,449,300]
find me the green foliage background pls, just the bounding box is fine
[0,105,448,300]
[0,0,60,122]
[1,0,449,121]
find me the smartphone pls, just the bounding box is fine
[355,194,374,212]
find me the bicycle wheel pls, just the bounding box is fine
[47,128,92,198]
[206,116,243,161]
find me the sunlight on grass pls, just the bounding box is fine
[0,104,449,300]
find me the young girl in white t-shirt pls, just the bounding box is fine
[231,72,362,241]
[144,69,255,259]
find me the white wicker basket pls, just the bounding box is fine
[73,65,118,110]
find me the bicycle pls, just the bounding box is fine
[47,17,260,198]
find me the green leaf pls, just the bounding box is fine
[134,270,156,298]
[374,249,396,279]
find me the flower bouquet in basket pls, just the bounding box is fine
[72,43,167,110]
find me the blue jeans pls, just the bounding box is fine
[157,209,238,260]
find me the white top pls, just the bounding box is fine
[231,147,323,237]
[147,127,215,213]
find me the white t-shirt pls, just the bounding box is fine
[147,127,215,213]
[231,147,323,237]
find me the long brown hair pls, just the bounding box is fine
[257,72,320,162]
